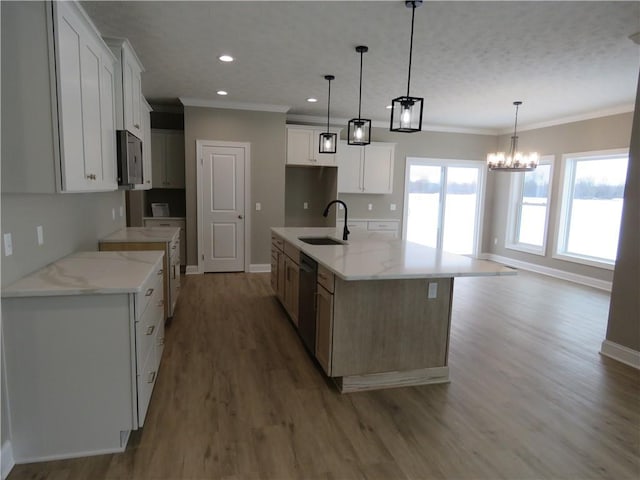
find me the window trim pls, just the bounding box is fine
[552,148,629,270]
[505,155,554,256]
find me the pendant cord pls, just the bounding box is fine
[407,2,416,97]
[326,78,331,131]
[511,103,520,155]
[358,50,364,119]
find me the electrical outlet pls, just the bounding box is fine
[37,225,44,245]
[303,202,308,210]
[119,206,124,217]
[390,203,396,211]
[428,282,438,299]
[4,233,13,256]
[368,203,373,211]
[112,208,116,220]
[494,237,498,245]
[256,202,262,211]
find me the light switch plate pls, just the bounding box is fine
[119,206,124,217]
[112,208,116,220]
[303,202,308,210]
[368,204,373,211]
[390,203,396,211]
[428,282,438,299]
[256,202,261,211]
[4,233,13,256]
[37,225,44,245]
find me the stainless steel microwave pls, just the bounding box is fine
[116,130,143,186]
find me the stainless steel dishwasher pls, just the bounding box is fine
[298,253,318,353]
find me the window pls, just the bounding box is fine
[506,156,554,255]
[556,149,629,267]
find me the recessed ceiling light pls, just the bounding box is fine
[307,98,318,103]
[385,105,392,109]
[218,55,234,62]
[217,90,228,96]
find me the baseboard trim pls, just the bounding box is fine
[185,265,199,275]
[600,340,640,369]
[482,253,612,292]
[249,264,270,273]
[1,441,15,480]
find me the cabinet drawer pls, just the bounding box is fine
[135,285,164,367]
[368,221,398,231]
[284,242,300,264]
[345,220,367,230]
[137,345,158,427]
[136,263,164,319]
[271,234,284,252]
[317,264,335,293]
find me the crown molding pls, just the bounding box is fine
[498,103,635,135]
[285,114,497,136]
[179,97,290,113]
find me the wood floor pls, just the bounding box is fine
[8,270,640,479]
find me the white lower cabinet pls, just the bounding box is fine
[144,218,186,267]
[337,141,395,194]
[2,254,165,462]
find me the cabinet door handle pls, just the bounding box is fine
[147,371,156,384]
[157,269,163,275]
[146,325,155,335]
[145,288,154,296]
[134,124,140,129]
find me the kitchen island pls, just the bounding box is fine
[271,227,515,392]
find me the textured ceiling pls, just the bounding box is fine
[81,1,640,132]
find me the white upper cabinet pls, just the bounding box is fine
[134,96,153,190]
[286,126,340,167]
[104,37,145,137]
[1,1,118,193]
[337,142,395,194]
[151,130,185,189]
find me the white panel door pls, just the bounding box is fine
[201,145,245,272]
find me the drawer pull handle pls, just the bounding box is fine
[146,325,155,335]
[147,371,156,384]
[158,338,165,346]
[134,124,140,129]
[145,288,154,297]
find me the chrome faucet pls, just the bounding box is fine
[323,200,350,241]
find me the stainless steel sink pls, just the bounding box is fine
[298,236,345,245]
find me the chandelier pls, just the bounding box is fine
[487,101,538,171]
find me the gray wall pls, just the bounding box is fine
[486,112,633,282]
[285,167,337,227]
[183,107,286,267]
[606,78,639,352]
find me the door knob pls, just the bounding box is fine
[238,214,244,219]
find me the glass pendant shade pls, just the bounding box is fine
[389,0,424,133]
[319,132,337,154]
[347,118,371,145]
[319,74,337,154]
[348,46,371,146]
[390,95,423,132]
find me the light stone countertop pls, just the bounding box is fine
[272,227,516,281]
[2,251,165,297]
[100,227,180,243]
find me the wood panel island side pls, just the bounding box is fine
[271,227,516,393]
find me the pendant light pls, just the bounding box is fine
[319,75,337,154]
[390,0,424,133]
[348,45,371,146]
[487,101,539,171]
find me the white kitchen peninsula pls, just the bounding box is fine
[271,227,515,392]
[2,251,165,463]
